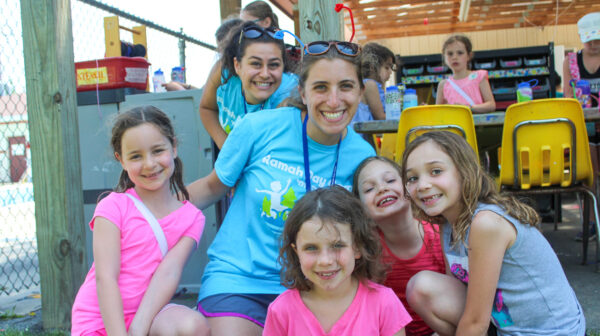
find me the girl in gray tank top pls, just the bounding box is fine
[401,131,585,336]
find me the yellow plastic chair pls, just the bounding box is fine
[498,98,600,270]
[372,133,397,160]
[394,105,479,162]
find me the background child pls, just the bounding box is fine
[351,42,397,125]
[240,0,279,30]
[264,185,411,336]
[563,11,600,107]
[401,131,586,336]
[436,35,496,113]
[353,156,445,336]
[71,106,207,336]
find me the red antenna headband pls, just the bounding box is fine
[334,3,355,43]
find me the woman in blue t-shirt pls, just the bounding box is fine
[188,40,375,335]
[199,21,298,149]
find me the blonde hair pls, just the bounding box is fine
[401,131,540,246]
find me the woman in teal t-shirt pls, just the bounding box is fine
[199,21,298,149]
[188,40,375,335]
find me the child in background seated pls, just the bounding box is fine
[264,186,410,336]
[353,156,445,336]
[402,131,585,336]
[351,42,397,125]
[563,11,600,107]
[436,34,496,113]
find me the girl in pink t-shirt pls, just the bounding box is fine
[436,34,496,114]
[264,186,411,336]
[353,156,446,336]
[71,106,208,336]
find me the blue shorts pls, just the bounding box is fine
[197,293,279,327]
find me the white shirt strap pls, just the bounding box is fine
[447,77,476,106]
[125,193,168,257]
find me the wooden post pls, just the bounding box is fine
[220,0,241,21]
[20,0,86,330]
[298,0,344,43]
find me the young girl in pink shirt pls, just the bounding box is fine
[436,34,496,113]
[71,106,208,336]
[353,156,445,336]
[264,185,411,336]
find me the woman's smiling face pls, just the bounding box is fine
[300,58,363,145]
[234,42,284,105]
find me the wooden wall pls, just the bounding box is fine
[372,24,583,57]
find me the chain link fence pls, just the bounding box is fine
[0,0,217,297]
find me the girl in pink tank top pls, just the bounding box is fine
[436,35,496,114]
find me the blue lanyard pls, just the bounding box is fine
[241,89,265,115]
[302,113,341,192]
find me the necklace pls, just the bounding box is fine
[302,113,341,192]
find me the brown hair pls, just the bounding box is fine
[242,0,280,29]
[111,105,189,201]
[360,42,397,84]
[279,185,385,291]
[400,131,539,246]
[286,43,364,111]
[219,21,289,84]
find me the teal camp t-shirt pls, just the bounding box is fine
[197,107,375,300]
[216,71,298,134]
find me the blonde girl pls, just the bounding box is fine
[401,131,585,336]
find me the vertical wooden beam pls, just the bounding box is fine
[220,0,242,21]
[20,0,86,330]
[298,0,344,43]
[104,16,120,57]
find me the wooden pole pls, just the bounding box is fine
[220,0,242,21]
[20,0,86,330]
[298,0,344,43]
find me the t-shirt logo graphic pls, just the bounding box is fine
[450,262,514,328]
[257,179,297,232]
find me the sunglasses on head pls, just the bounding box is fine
[238,26,281,44]
[303,41,361,57]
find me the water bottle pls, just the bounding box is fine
[171,66,185,83]
[152,69,166,93]
[575,79,592,108]
[403,88,418,110]
[516,79,537,103]
[385,86,401,120]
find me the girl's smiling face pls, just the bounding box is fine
[116,123,176,195]
[234,42,284,105]
[404,140,463,224]
[300,58,363,145]
[357,160,410,221]
[293,217,361,297]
